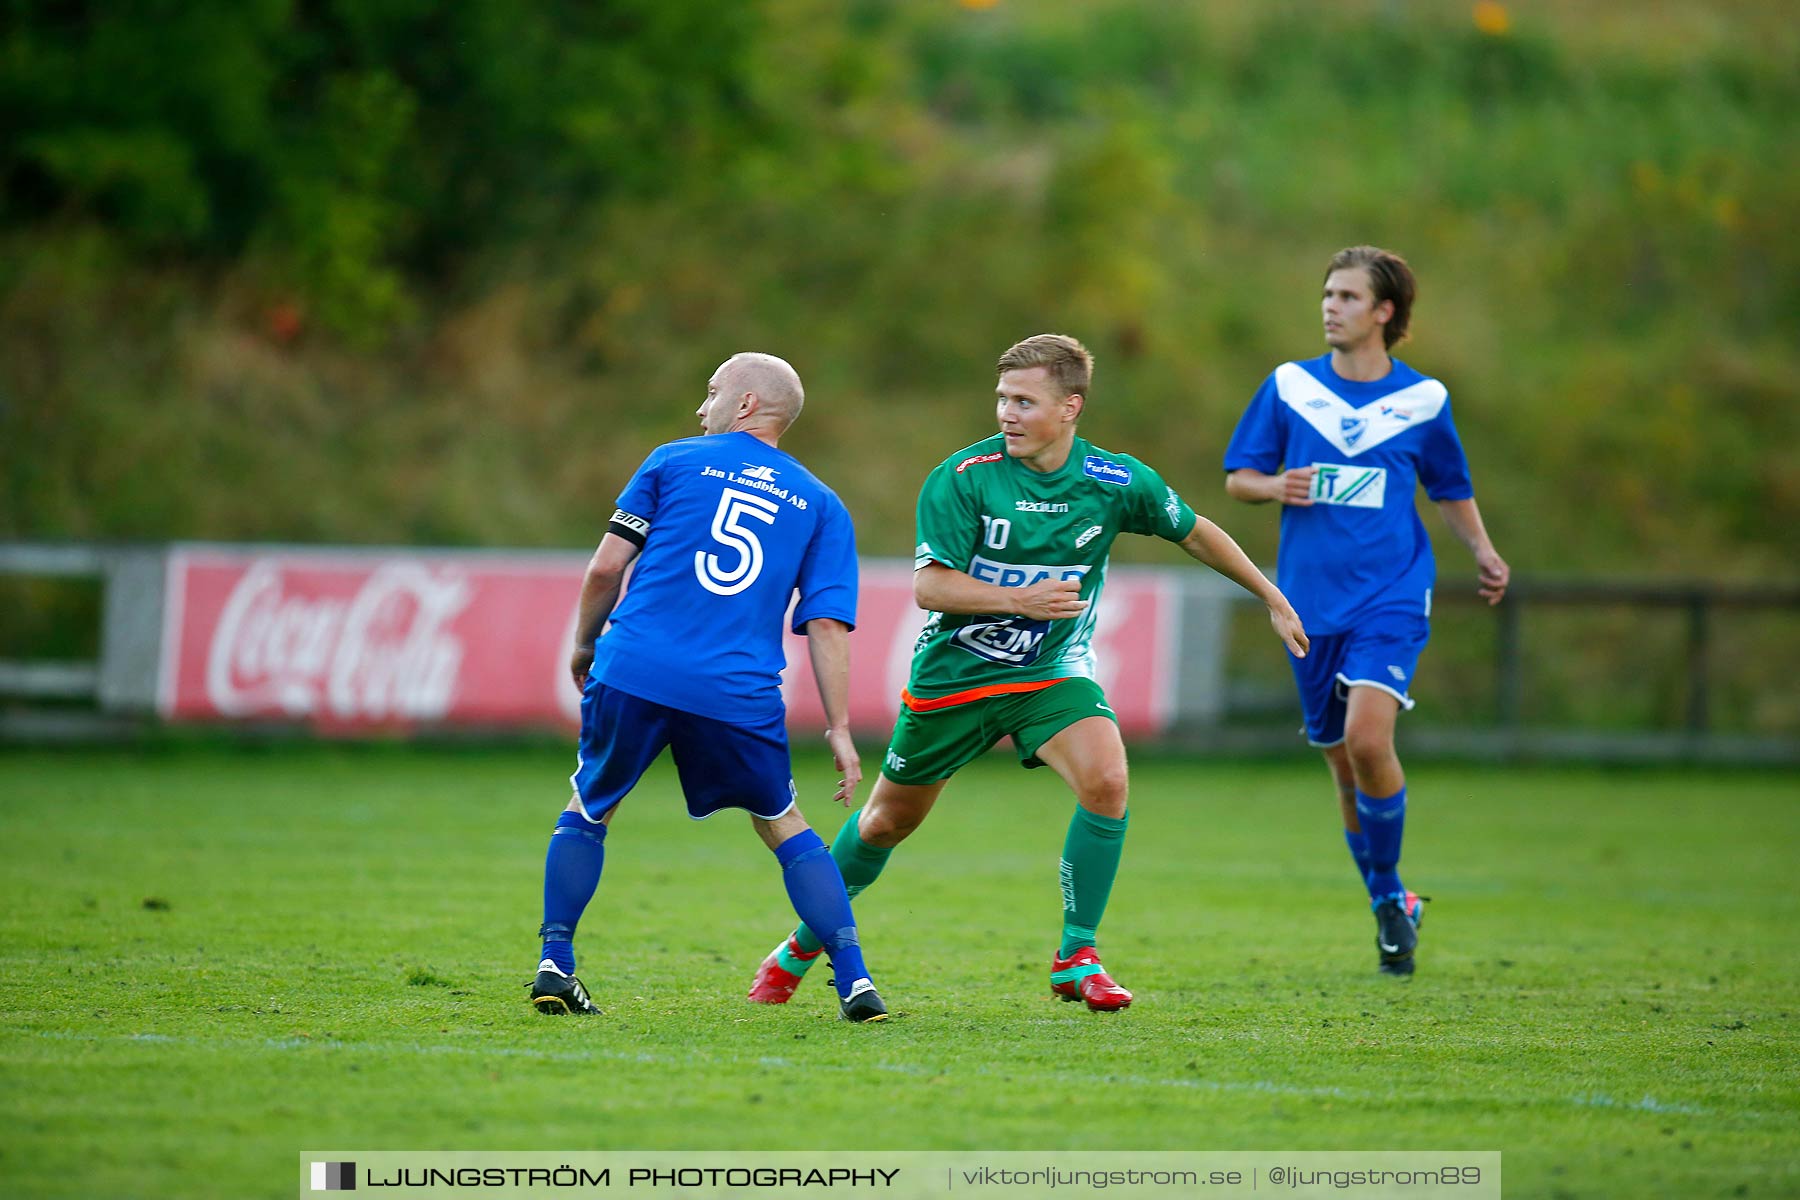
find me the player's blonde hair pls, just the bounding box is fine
[996,334,1093,401]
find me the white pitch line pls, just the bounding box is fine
[12,1029,1735,1119]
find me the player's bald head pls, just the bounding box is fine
[716,352,805,432]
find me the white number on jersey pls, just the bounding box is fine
[980,515,1012,550]
[695,487,781,596]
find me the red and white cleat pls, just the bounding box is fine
[747,936,822,1004]
[1050,946,1133,1012]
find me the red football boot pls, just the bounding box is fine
[1050,946,1133,1012]
[747,936,823,1004]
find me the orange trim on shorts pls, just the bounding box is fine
[901,678,1072,713]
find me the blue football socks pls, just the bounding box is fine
[774,829,869,999]
[1355,786,1407,899]
[788,811,891,965]
[1343,828,1374,892]
[539,810,607,974]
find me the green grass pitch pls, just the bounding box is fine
[2,745,1796,1198]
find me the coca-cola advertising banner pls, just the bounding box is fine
[159,547,1177,736]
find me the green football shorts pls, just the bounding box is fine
[879,676,1117,786]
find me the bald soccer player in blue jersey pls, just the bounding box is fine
[1225,247,1509,976]
[526,352,887,1022]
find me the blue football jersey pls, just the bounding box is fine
[1223,354,1474,634]
[591,431,858,722]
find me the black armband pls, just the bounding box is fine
[608,509,649,548]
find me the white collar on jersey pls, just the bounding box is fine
[1273,361,1448,458]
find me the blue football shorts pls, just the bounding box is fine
[1288,611,1430,747]
[569,681,797,822]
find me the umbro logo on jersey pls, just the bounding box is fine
[1075,524,1103,548]
[956,452,1004,473]
[739,463,780,482]
[1388,665,1406,681]
[1305,398,1331,409]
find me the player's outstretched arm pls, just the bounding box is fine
[569,533,640,691]
[913,562,1088,620]
[803,617,863,806]
[1226,466,1316,506]
[1177,517,1309,658]
[1435,498,1510,605]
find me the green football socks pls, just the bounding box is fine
[1059,806,1129,957]
[781,809,892,972]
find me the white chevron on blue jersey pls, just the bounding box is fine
[1273,362,1448,458]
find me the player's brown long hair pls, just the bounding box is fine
[1326,246,1417,349]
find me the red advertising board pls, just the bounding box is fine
[159,547,1177,736]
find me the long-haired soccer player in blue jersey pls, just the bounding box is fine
[1224,247,1510,976]
[528,352,887,1022]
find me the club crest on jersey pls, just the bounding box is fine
[952,616,1050,665]
[956,452,1004,473]
[1075,524,1103,548]
[1083,456,1132,486]
[1340,416,1369,447]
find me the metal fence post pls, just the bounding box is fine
[1685,592,1710,734]
[1496,595,1523,730]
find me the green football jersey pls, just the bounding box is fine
[908,433,1198,698]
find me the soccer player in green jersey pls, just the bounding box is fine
[747,333,1309,1011]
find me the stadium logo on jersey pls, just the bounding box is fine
[1163,487,1184,527]
[738,463,780,482]
[1340,416,1369,447]
[1083,456,1132,486]
[1075,524,1104,548]
[1310,463,1387,508]
[956,452,1004,473]
[968,556,1090,589]
[952,616,1050,665]
[1015,500,1070,513]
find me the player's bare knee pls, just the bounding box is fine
[1343,726,1396,778]
[856,806,918,847]
[1077,766,1129,817]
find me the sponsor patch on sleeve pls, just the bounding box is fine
[1082,456,1132,486]
[956,452,1004,473]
